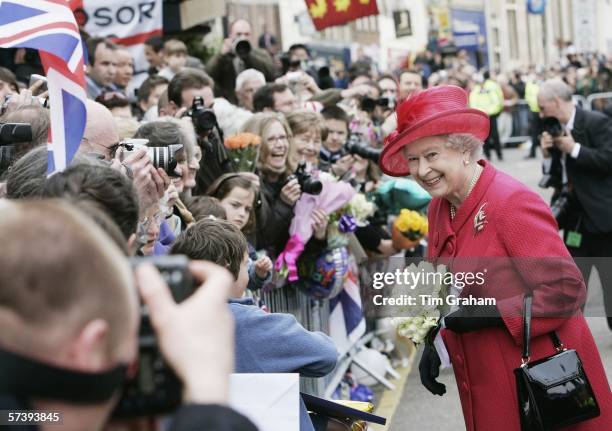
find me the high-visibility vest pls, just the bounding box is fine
[525,80,540,113]
[469,80,504,116]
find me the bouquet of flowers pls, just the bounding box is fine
[224,132,260,172]
[327,193,376,248]
[392,261,449,345]
[275,176,356,283]
[394,209,428,241]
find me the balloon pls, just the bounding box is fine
[293,247,349,299]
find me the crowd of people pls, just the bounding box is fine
[0,15,611,431]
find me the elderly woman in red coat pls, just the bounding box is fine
[379,85,611,430]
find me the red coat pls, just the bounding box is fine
[427,160,612,430]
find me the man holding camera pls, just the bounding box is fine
[0,200,256,430]
[206,19,277,105]
[538,78,612,331]
[165,69,235,194]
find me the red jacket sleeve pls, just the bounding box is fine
[495,188,586,345]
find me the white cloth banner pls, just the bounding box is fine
[71,0,163,74]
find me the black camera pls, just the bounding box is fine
[113,255,196,418]
[344,133,381,164]
[183,96,217,135]
[378,97,396,110]
[360,97,395,113]
[537,117,566,190]
[119,139,183,178]
[287,161,322,195]
[232,37,252,59]
[540,116,564,138]
[0,123,33,174]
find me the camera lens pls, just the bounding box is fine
[541,117,564,138]
[360,97,376,113]
[193,110,217,133]
[302,178,323,195]
[234,39,251,58]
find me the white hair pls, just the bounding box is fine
[157,116,198,161]
[235,68,266,92]
[538,79,573,102]
[447,133,483,161]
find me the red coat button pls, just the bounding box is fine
[446,242,455,254]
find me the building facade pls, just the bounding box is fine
[199,0,611,75]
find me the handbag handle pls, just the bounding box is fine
[521,294,566,366]
[521,295,532,364]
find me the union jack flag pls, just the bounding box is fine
[0,0,87,174]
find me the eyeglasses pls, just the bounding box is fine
[81,137,120,154]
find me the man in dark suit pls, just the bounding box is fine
[206,19,277,105]
[539,78,612,331]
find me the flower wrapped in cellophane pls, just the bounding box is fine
[224,132,260,172]
[392,261,449,345]
[327,193,376,249]
[275,175,356,283]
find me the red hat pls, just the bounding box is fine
[379,85,490,176]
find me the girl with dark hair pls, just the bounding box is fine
[207,172,273,292]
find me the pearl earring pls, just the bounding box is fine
[464,160,470,166]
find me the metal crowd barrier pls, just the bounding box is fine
[496,92,609,148]
[586,92,612,114]
[261,286,330,333]
[499,100,532,146]
[261,286,331,396]
[573,94,588,109]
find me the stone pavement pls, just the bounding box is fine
[388,146,612,430]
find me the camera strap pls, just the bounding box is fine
[0,348,127,403]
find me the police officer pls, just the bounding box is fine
[469,71,504,161]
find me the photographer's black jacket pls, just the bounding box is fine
[255,176,293,257]
[206,49,277,105]
[193,132,235,195]
[561,108,612,233]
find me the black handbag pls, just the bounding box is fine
[514,295,600,430]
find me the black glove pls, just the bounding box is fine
[419,344,446,396]
[444,304,504,333]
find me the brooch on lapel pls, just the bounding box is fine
[474,203,487,235]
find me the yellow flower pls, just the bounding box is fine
[394,209,428,237]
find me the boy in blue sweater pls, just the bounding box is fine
[171,218,338,431]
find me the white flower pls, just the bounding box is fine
[347,193,376,226]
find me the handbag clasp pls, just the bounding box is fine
[520,356,530,367]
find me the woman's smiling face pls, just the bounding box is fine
[403,135,469,201]
[262,120,290,174]
[290,129,321,166]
